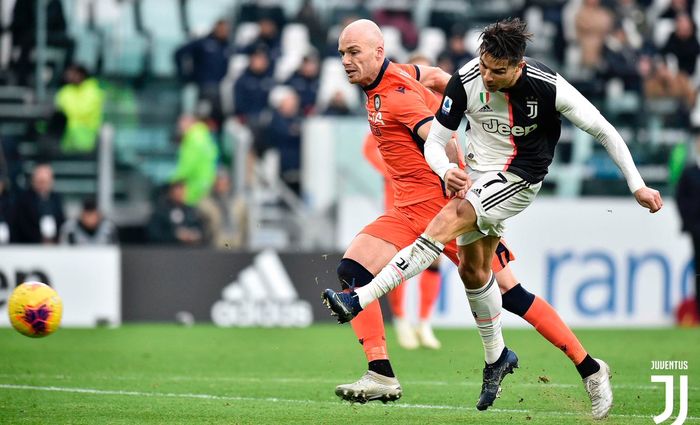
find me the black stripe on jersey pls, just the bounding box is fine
[528,68,556,86]
[412,116,433,137]
[463,72,481,84]
[483,181,531,211]
[460,65,479,83]
[528,66,556,81]
[414,64,421,81]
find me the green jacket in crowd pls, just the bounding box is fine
[55,77,105,153]
[171,121,218,205]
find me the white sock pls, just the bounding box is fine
[466,272,505,364]
[356,234,444,308]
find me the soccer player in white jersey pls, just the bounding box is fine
[323,18,663,419]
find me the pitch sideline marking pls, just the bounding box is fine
[1,383,698,421]
[0,373,697,391]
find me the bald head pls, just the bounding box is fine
[340,19,384,50]
[338,19,385,86]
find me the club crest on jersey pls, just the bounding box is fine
[373,94,381,111]
[441,96,453,115]
[526,100,538,118]
[479,92,491,104]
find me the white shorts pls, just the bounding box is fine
[456,170,541,246]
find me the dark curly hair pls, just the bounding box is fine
[479,18,533,66]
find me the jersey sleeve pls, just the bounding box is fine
[395,63,419,81]
[434,72,468,130]
[386,89,435,140]
[555,74,645,193]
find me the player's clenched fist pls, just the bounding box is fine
[634,187,663,213]
[445,168,471,196]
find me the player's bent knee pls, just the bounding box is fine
[458,262,491,288]
[337,258,374,290]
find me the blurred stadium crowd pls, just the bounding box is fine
[0,0,698,247]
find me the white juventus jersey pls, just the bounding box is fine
[434,57,645,191]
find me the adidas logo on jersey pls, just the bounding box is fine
[471,188,482,197]
[477,104,493,113]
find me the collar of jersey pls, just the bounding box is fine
[362,58,390,92]
[500,63,527,93]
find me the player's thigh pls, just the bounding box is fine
[457,171,540,246]
[344,233,398,275]
[457,235,501,289]
[424,197,479,244]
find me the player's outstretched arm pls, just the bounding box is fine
[555,74,663,212]
[416,65,451,94]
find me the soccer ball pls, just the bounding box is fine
[8,282,63,338]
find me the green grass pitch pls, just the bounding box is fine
[0,325,698,424]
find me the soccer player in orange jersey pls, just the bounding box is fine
[363,133,443,350]
[323,19,613,413]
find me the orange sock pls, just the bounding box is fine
[419,268,441,320]
[351,299,388,362]
[387,282,406,318]
[523,296,588,364]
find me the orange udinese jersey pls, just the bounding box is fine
[363,59,446,207]
[363,133,395,211]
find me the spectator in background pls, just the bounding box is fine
[260,88,303,194]
[234,44,275,125]
[59,198,117,245]
[15,163,65,244]
[148,181,204,245]
[322,90,353,116]
[373,6,418,50]
[640,55,697,108]
[171,115,218,206]
[599,26,642,93]
[575,0,614,69]
[242,17,282,65]
[10,0,75,86]
[661,14,700,76]
[660,0,694,19]
[438,27,474,72]
[174,20,232,127]
[295,0,327,54]
[676,135,700,322]
[285,51,320,116]
[198,169,247,249]
[54,64,105,155]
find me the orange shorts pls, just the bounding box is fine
[360,197,515,273]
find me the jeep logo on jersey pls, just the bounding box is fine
[527,100,538,118]
[482,119,538,137]
[441,96,452,115]
[373,94,381,111]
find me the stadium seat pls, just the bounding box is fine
[274,53,303,82]
[64,0,101,72]
[185,0,234,36]
[316,57,360,112]
[652,18,675,48]
[380,25,408,63]
[416,27,446,63]
[1,0,17,69]
[98,0,149,77]
[281,23,311,57]
[234,21,260,49]
[141,0,185,77]
[220,54,249,114]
